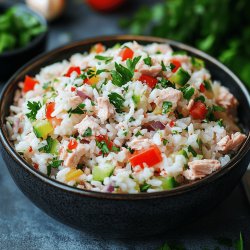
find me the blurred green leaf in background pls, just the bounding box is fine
[120,0,250,89]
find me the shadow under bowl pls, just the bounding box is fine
[0,35,250,238]
[0,3,48,80]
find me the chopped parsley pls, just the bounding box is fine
[161,61,167,71]
[140,183,151,192]
[172,50,187,55]
[111,145,120,152]
[94,55,113,64]
[204,80,212,91]
[111,56,141,86]
[158,77,173,88]
[26,101,42,121]
[213,105,225,112]
[68,103,86,117]
[128,147,134,154]
[83,127,92,137]
[188,145,197,157]
[163,139,168,145]
[135,131,143,137]
[162,101,172,114]
[76,164,84,170]
[180,85,195,100]
[96,140,110,155]
[217,119,224,127]
[195,95,206,103]
[143,56,152,66]
[38,136,56,153]
[47,158,63,176]
[129,117,136,122]
[108,92,125,113]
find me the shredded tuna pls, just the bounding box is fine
[183,159,221,180]
[69,96,83,108]
[127,138,153,150]
[217,132,247,153]
[96,97,115,123]
[60,144,86,168]
[216,86,238,111]
[154,87,182,109]
[74,115,101,136]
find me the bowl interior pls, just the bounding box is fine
[0,36,250,198]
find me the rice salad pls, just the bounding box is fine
[6,42,247,193]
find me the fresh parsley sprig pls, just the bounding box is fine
[108,92,125,113]
[68,103,86,117]
[26,101,42,121]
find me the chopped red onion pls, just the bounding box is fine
[143,121,165,131]
[76,90,90,100]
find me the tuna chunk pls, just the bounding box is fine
[74,115,101,136]
[152,87,182,109]
[137,58,162,77]
[96,97,115,123]
[60,144,86,168]
[183,159,221,180]
[216,86,238,111]
[217,132,247,153]
[127,138,153,150]
[69,96,83,108]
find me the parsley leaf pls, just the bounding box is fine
[68,103,86,117]
[188,145,197,157]
[135,131,143,137]
[162,101,172,114]
[108,92,125,113]
[95,55,113,64]
[111,63,133,86]
[26,101,42,120]
[143,56,152,66]
[161,61,167,71]
[38,136,55,153]
[140,183,151,192]
[96,140,109,155]
[126,56,141,72]
[83,127,92,137]
[47,158,63,176]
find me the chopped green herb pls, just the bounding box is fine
[129,117,136,122]
[132,94,140,105]
[67,149,72,153]
[68,103,86,117]
[83,127,92,137]
[188,145,197,157]
[108,92,125,113]
[91,100,95,106]
[26,101,42,121]
[161,61,167,71]
[76,164,84,170]
[180,85,195,100]
[135,131,143,137]
[196,138,202,150]
[204,80,212,91]
[42,81,52,90]
[179,149,188,158]
[123,130,128,136]
[96,140,109,155]
[163,139,168,146]
[162,101,172,114]
[111,145,120,152]
[172,50,187,55]
[195,95,206,103]
[158,77,174,88]
[140,183,151,192]
[111,63,133,87]
[169,63,176,71]
[126,56,141,73]
[217,119,224,127]
[47,158,63,176]
[213,105,225,112]
[94,55,113,64]
[143,56,152,66]
[123,86,129,92]
[38,136,57,153]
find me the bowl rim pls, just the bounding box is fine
[0,3,48,57]
[1,35,250,200]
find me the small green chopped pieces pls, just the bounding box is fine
[68,103,86,117]
[83,127,92,137]
[108,92,125,113]
[143,56,152,66]
[162,101,172,114]
[140,183,151,192]
[188,145,197,157]
[94,55,113,64]
[26,101,42,121]
[47,158,63,176]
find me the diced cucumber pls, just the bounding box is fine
[169,67,190,86]
[33,119,53,139]
[160,176,179,190]
[191,57,205,70]
[92,164,114,182]
[50,139,58,154]
[132,94,140,105]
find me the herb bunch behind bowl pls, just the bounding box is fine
[0,6,46,53]
[120,0,250,89]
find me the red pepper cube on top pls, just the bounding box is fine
[139,74,158,89]
[46,102,55,119]
[129,145,163,168]
[170,59,181,73]
[65,66,81,77]
[68,139,78,150]
[190,101,207,120]
[23,75,38,93]
[119,47,134,61]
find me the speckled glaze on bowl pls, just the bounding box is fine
[0,36,250,238]
[0,3,48,80]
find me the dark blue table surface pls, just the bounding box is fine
[0,1,250,249]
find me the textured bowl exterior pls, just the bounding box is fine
[1,36,250,238]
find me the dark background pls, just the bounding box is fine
[0,0,250,249]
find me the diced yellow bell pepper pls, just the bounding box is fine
[65,169,84,182]
[153,106,162,115]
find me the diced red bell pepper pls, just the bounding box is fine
[94,43,105,53]
[28,146,33,153]
[34,163,39,170]
[119,47,134,61]
[46,102,55,119]
[199,83,205,93]
[65,66,81,77]
[190,101,207,120]
[68,139,78,150]
[50,117,62,128]
[96,135,113,150]
[71,86,76,92]
[170,59,181,73]
[169,120,175,127]
[139,74,158,88]
[129,145,163,168]
[23,76,38,93]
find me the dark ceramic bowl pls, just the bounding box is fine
[0,36,250,238]
[0,3,48,80]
